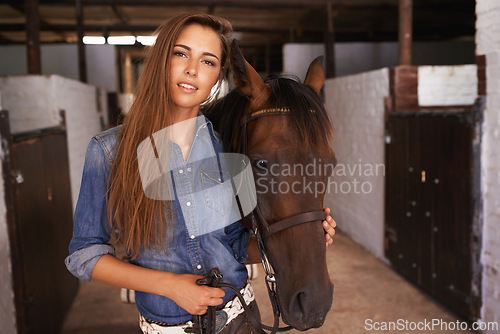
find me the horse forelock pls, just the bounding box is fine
[204,75,334,160]
[264,75,333,159]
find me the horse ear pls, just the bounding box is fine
[304,56,325,95]
[230,40,269,105]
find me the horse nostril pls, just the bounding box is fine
[287,287,331,329]
[289,291,307,319]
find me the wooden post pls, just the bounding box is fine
[25,0,41,74]
[123,51,133,94]
[324,1,335,78]
[265,41,271,75]
[398,0,413,66]
[75,0,87,82]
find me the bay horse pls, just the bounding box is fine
[205,41,336,331]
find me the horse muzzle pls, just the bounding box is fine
[282,280,334,331]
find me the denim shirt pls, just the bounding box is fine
[65,116,252,325]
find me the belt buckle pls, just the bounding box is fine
[201,310,228,334]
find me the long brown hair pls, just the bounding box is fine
[108,13,232,259]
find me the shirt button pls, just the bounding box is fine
[187,167,191,172]
[179,169,183,174]
[190,235,195,239]
[186,202,191,206]
[197,265,202,270]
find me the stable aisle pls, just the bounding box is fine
[62,231,475,334]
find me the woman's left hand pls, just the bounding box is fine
[323,207,336,248]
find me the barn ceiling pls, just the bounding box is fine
[0,0,476,43]
[0,0,476,72]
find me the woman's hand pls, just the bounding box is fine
[168,274,226,315]
[323,207,336,248]
[92,255,225,316]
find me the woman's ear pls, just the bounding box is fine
[304,56,325,95]
[230,40,270,106]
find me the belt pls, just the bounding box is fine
[140,282,255,334]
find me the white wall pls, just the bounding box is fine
[0,108,17,333]
[0,76,62,132]
[0,75,108,210]
[0,44,117,92]
[418,65,478,106]
[0,75,107,333]
[323,68,389,261]
[476,0,500,330]
[283,41,475,81]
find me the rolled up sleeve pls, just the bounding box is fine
[65,244,115,281]
[65,137,116,281]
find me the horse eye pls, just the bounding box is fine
[254,159,268,170]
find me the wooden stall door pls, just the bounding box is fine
[1,111,78,333]
[385,109,481,321]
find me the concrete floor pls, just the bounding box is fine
[62,231,476,334]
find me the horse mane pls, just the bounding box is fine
[204,87,250,153]
[204,75,334,158]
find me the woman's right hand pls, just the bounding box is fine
[91,255,226,315]
[167,274,226,315]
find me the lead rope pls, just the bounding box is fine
[185,269,223,334]
[194,267,291,334]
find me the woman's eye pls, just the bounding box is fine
[174,51,186,58]
[203,60,215,66]
[254,160,268,170]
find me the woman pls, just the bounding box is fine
[65,12,337,333]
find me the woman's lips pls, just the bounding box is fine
[177,82,198,91]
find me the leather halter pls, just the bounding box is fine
[241,107,324,242]
[238,107,325,333]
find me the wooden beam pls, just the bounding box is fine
[8,20,473,44]
[111,5,129,25]
[324,1,335,78]
[0,34,15,43]
[0,23,325,34]
[265,41,271,74]
[35,0,475,13]
[6,0,25,13]
[362,9,398,39]
[123,51,133,94]
[9,0,70,42]
[75,0,87,82]
[25,0,41,74]
[398,0,412,66]
[41,0,327,8]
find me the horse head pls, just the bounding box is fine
[227,40,336,330]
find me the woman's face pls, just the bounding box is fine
[169,23,222,117]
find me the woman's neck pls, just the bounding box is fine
[169,107,200,161]
[171,106,199,123]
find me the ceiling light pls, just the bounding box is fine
[107,36,136,45]
[83,36,105,45]
[137,36,157,46]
